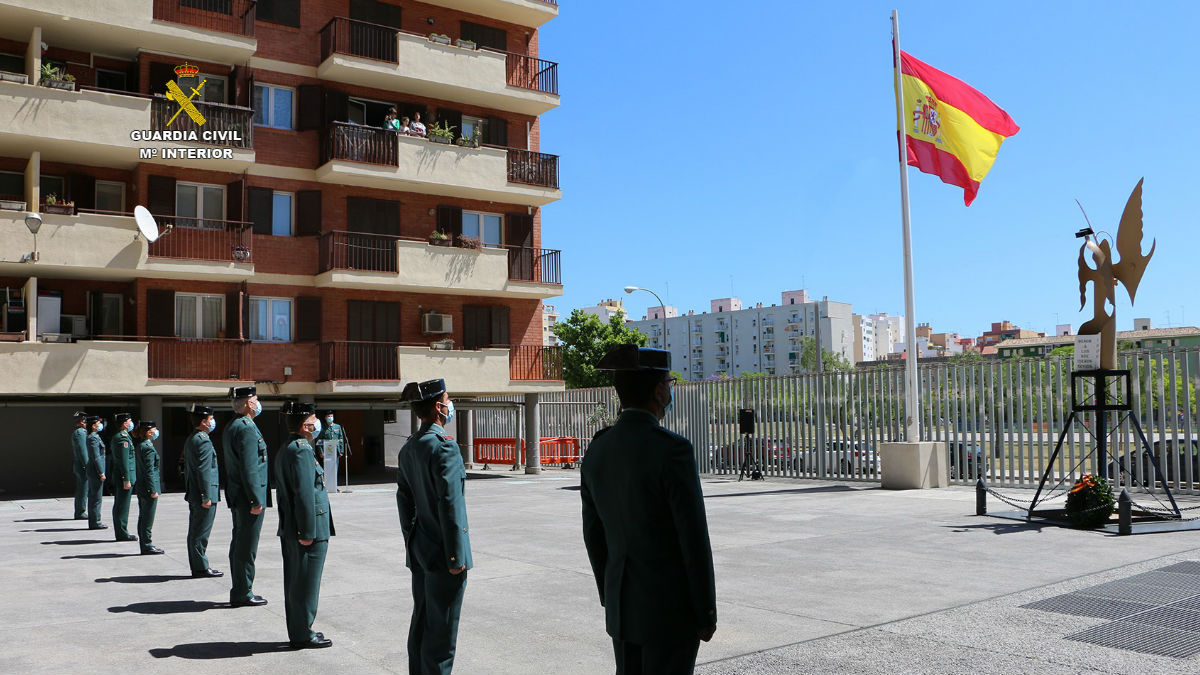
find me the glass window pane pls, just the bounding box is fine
[461,212,480,239]
[248,299,265,341]
[202,186,223,226]
[272,87,292,129]
[176,184,197,218]
[40,175,65,201]
[272,300,291,342]
[483,215,501,246]
[175,296,196,338]
[272,192,292,236]
[253,85,266,125]
[95,182,124,212]
[200,296,222,338]
[201,76,225,104]
[0,171,22,198]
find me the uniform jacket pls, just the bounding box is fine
[183,430,221,505]
[71,427,88,471]
[86,431,106,479]
[318,423,348,456]
[222,415,270,509]
[395,422,472,572]
[275,435,335,541]
[134,439,161,498]
[110,429,136,485]
[580,408,718,644]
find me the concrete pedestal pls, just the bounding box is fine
[879,442,947,489]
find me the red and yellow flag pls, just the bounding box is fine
[898,51,1019,205]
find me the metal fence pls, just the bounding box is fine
[474,347,1200,495]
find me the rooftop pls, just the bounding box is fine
[999,327,1200,348]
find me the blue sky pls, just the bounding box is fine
[537,1,1200,339]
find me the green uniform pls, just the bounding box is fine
[275,434,334,644]
[581,409,717,675]
[223,415,270,603]
[110,428,136,539]
[183,429,221,572]
[396,422,471,675]
[85,431,106,528]
[72,426,88,519]
[317,423,348,459]
[134,439,161,552]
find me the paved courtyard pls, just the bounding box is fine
[3,472,1200,674]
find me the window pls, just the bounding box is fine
[95,69,128,92]
[346,96,393,127]
[461,211,502,247]
[95,181,125,212]
[271,192,293,236]
[194,73,226,104]
[253,84,294,129]
[256,0,301,27]
[175,293,223,338]
[40,175,65,203]
[176,182,225,228]
[0,171,21,199]
[0,53,24,75]
[249,297,292,342]
[461,115,485,142]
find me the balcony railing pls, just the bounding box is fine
[147,217,253,263]
[320,17,398,63]
[151,96,254,149]
[148,337,250,380]
[320,341,400,381]
[507,149,559,188]
[153,0,256,37]
[506,246,561,285]
[323,122,398,166]
[510,345,563,381]
[504,52,559,95]
[319,230,402,273]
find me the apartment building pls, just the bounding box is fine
[0,0,564,493]
[541,302,558,345]
[628,290,854,380]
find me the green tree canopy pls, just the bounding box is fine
[799,336,851,371]
[552,309,647,389]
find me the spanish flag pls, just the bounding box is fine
[898,51,1019,205]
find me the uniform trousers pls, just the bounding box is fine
[407,566,468,675]
[228,506,264,602]
[136,495,158,551]
[186,502,218,571]
[612,638,701,675]
[73,464,88,519]
[86,476,105,527]
[280,537,328,643]
[112,484,133,538]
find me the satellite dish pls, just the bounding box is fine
[134,206,160,243]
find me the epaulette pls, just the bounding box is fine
[197,431,208,439]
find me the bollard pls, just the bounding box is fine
[976,477,987,516]
[1118,489,1132,536]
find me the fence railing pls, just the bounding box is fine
[153,0,256,37]
[147,337,251,380]
[319,16,398,63]
[146,217,253,263]
[320,341,400,381]
[322,122,398,166]
[505,52,559,95]
[319,231,400,273]
[510,345,563,381]
[150,96,254,149]
[506,246,561,285]
[507,149,559,188]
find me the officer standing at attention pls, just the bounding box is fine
[581,345,718,675]
[184,405,223,578]
[395,379,471,675]
[71,411,89,520]
[317,410,350,488]
[223,386,270,608]
[134,421,164,555]
[275,401,334,649]
[84,415,108,530]
[110,412,138,542]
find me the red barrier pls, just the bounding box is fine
[540,437,581,466]
[473,437,581,468]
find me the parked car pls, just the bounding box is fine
[948,442,987,479]
[796,441,878,476]
[1108,438,1200,486]
[711,437,795,472]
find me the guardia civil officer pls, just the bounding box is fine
[317,410,350,485]
[184,405,223,578]
[581,345,718,675]
[84,415,108,530]
[134,421,164,555]
[222,386,270,607]
[395,379,471,675]
[71,411,89,520]
[109,412,138,542]
[275,401,334,649]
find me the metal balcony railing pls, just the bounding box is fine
[323,122,398,166]
[320,341,400,381]
[147,337,251,380]
[153,0,256,37]
[510,345,563,381]
[319,16,398,63]
[151,96,254,148]
[146,217,253,263]
[506,246,561,284]
[507,149,559,188]
[504,52,558,95]
[319,230,400,273]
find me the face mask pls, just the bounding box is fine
[309,419,322,437]
[205,419,216,433]
[99,422,106,432]
[123,419,134,431]
[249,399,263,417]
[149,430,160,441]
[326,416,334,424]
[441,400,455,425]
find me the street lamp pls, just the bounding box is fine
[22,212,41,263]
[624,285,667,349]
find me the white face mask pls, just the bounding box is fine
[309,419,322,437]
[249,399,263,417]
[123,419,134,431]
[149,429,160,441]
[326,416,334,424]
[205,419,216,433]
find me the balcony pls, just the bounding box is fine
[148,337,250,380]
[0,340,150,395]
[1,0,256,64]
[317,123,559,206]
[317,342,563,395]
[318,18,558,116]
[418,0,559,28]
[0,82,254,171]
[315,231,561,299]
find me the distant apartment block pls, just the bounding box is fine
[977,321,1043,347]
[542,303,559,346]
[578,298,630,323]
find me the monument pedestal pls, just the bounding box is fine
[880,442,947,490]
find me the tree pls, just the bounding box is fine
[1048,345,1074,359]
[798,336,851,372]
[552,309,647,389]
[950,350,986,364]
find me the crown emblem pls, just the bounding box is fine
[174,62,200,79]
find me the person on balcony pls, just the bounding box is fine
[383,107,401,132]
[109,412,138,543]
[70,411,89,520]
[223,386,270,608]
[409,111,427,137]
[84,415,107,530]
[184,405,223,578]
[134,421,164,555]
[581,345,717,675]
[400,116,413,135]
[395,379,471,675]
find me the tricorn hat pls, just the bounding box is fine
[401,379,446,403]
[85,415,103,426]
[321,410,335,417]
[73,410,88,421]
[189,404,214,418]
[229,385,257,399]
[137,420,157,431]
[281,400,316,417]
[595,344,671,372]
[114,412,133,424]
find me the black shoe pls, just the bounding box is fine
[191,568,224,578]
[89,524,108,530]
[140,546,164,555]
[290,635,332,650]
[74,516,88,520]
[117,534,138,542]
[231,595,268,607]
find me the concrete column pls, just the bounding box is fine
[524,393,540,475]
[23,276,36,341]
[25,151,39,214]
[26,26,40,85]
[460,409,474,469]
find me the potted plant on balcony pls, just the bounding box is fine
[0,70,28,85]
[41,193,75,215]
[455,129,481,148]
[455,234,482,250]
[455,38,477,50]
[429,33,452,45]
[232,245,251,262]
[428,230,451,247]
[39,64,75,91]
[0,198,26,211]
[428,121,456,144]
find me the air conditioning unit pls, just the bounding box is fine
[422,312,453,334]
[61,314,87,338]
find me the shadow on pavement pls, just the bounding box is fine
[15,518,75,523]
[704,485,859,499]
[110,600,229,615]
[41,539,112,546]
[944,521,1049,535]
[149,641,293,659]
[62,553,142,560]
[97,575,195,584]
[23,527,92,533]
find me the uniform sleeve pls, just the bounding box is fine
[72,429,88,466]
[235,424,262,507]
[109,435,127,480]
[139,442,162,494]
[664,437,718,629]
[433,442,469,568]
[395,454,416,542]
[286,446,318,540]
[580,468,607,605]
[199,436,219,501]
[88,436,105,477]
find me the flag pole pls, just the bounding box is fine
[892,9,921,443]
